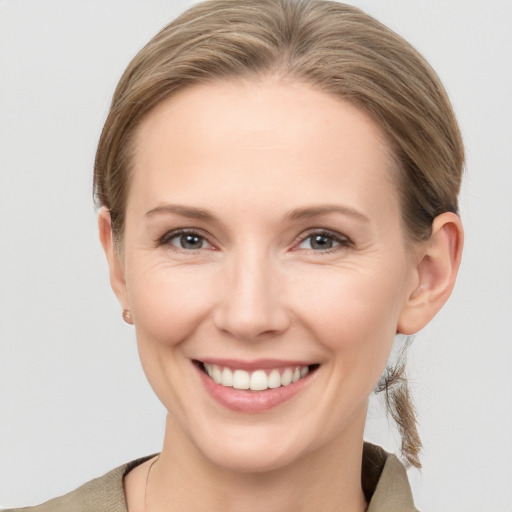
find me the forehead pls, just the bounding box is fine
[129,79,399,222]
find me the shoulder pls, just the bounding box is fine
[0,456,154,512]
[363,442,419,512]
[3,448,415,511]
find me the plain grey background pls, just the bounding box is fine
[1,1,511,510]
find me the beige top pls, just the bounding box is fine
[2,443,417,512]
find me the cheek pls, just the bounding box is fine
[288,265,408,433]
[125,260,220,411]
[290,263,406,361]
[126,260,217,347]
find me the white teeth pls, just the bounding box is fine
[212,366,222,384]
[268,369,281,389]
[281,368,293,386]
[221,367,233,387]
[202,363,311,391]
[250,370,268,391]
[233,369,250,390]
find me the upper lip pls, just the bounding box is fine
[195,358,317,371]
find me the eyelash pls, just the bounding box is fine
[156,228,352,254]
[294,229,352,253]
[157,228,214,252]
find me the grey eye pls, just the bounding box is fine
[170,233,207,250]
[310,234,335,250]
[297,230,350,252]
[299,233,340,251]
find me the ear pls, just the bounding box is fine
[98,207,129,311]
[398,212,464,334]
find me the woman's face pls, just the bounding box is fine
[112,79,421,471]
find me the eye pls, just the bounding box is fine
[297,230,350,252]
[159,229,213,251]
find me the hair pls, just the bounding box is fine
[94,0,464,469]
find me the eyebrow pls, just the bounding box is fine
[145,204,220,223]
[145,203,369,224]
[284,205,370,223]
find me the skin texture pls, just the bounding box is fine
[99,79,463,512]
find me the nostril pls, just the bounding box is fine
[213,307,290,341]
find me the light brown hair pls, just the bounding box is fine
[94,0,464,468]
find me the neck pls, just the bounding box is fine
[147,413,367,512]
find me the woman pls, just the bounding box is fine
[2,0,464,510]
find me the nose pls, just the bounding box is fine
[213,249,290,341]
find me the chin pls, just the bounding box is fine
[190,421,313,473]
[204,441,302,474]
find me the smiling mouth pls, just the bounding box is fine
[196,361,320,391]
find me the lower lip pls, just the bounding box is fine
[196,365,314,413]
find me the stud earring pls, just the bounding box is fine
[122,308,134,325]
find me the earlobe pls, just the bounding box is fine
[98,207,129,309]
[398,212,464,334]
